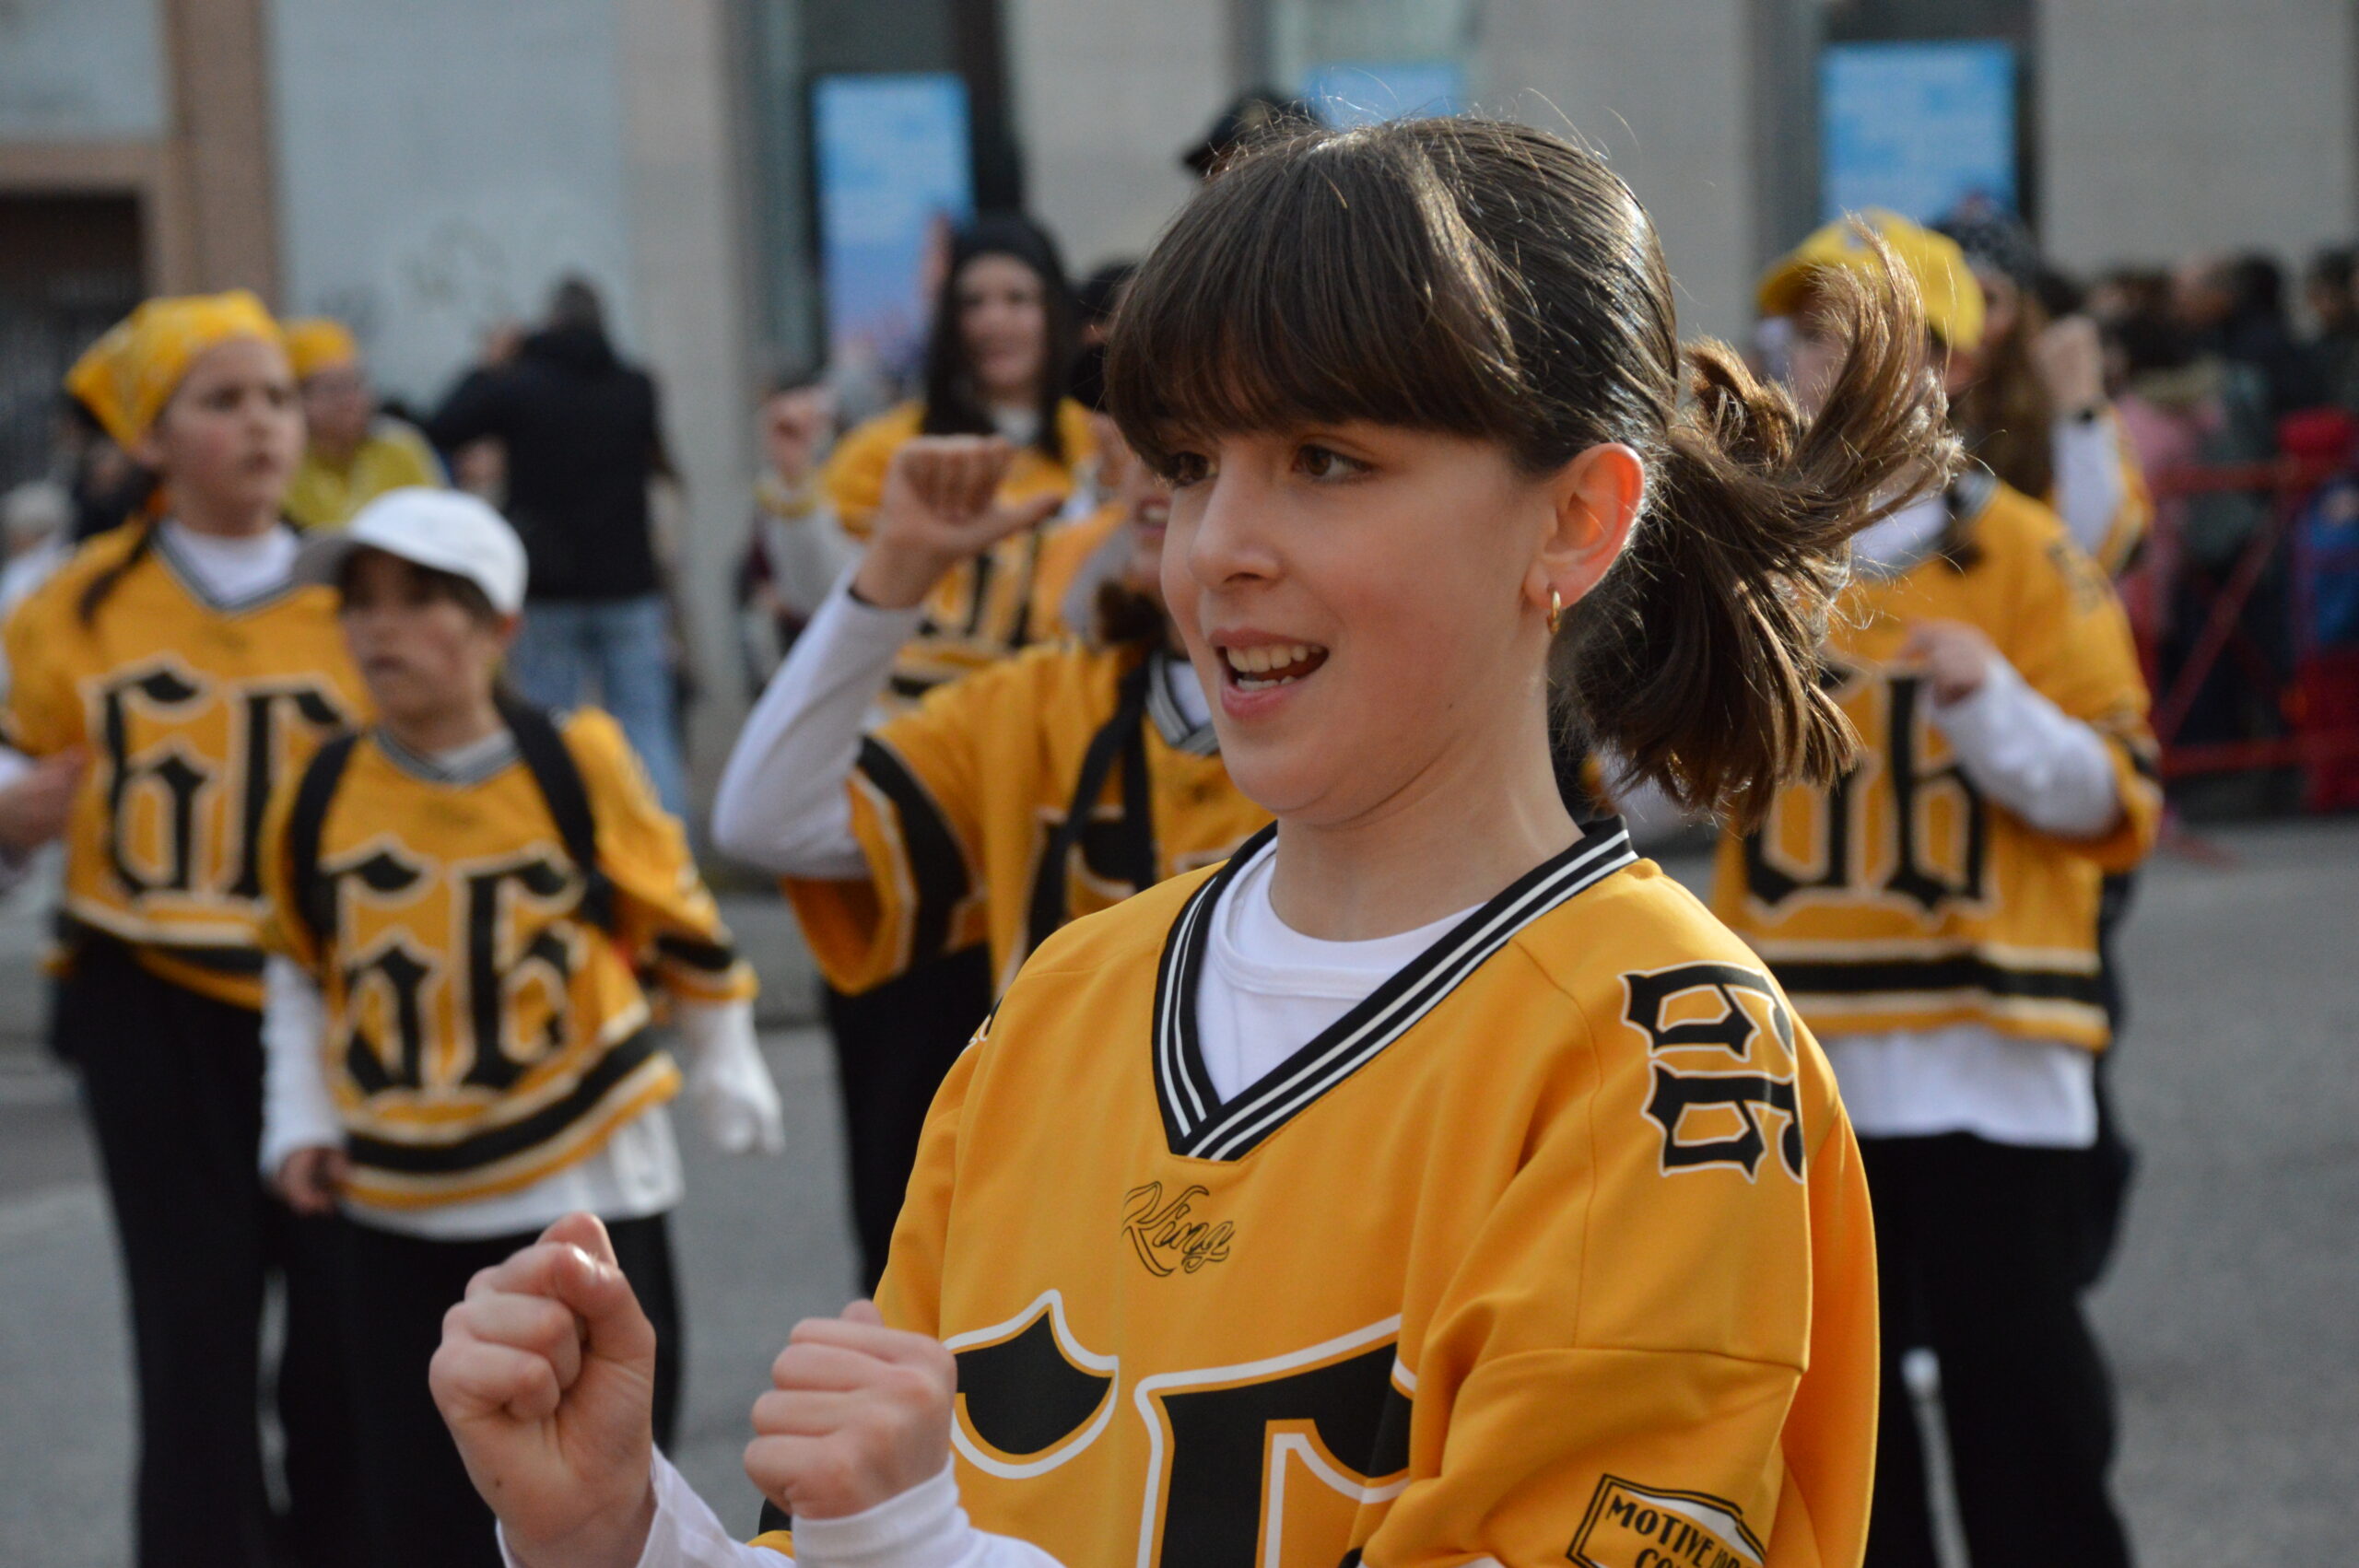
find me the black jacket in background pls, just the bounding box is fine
[428,325,665,602]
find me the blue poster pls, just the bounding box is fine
[1299,61,1465,128]
[1821,41,2016,224]
[813,73,974,378]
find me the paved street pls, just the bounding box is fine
[2,820,2354,1564]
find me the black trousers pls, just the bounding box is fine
[63,940,362,1568]
[821,946,993,1293]
[338,1212,682,1568]
[1860,1133,2133,1568]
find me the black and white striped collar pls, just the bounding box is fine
[152,520,304,614]
[373,727,522,788]
[1152,815,1637,1161]
[1144,649,1218,756]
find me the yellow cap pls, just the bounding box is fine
[283,317,360,381]
[65,291,285,450]
[1757,210,1986,353]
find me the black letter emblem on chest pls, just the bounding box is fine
[1622,963,1804,1182]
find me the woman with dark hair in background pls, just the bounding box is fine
[805,216,1097,1290]
[821,216,1095,698]
[1940,205,2154,576]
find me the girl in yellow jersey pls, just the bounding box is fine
[437,117,1936,1568]
[1932,208,2152,576]
[712,432,1267,1281]
[279,317,446,530]
[257,488,781,1568]
[1729,219,2160,1568]
[797,216,1098,1286]
[0,295,366,1568]
[823,215,1099,701]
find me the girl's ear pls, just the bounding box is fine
[1529,441,1645,618]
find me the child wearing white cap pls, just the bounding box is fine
[257,487,785,1568]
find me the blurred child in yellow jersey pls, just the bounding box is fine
[801,215,1098,1285]
[0,293,365,1568]
[1735,216,2161,1568]
[715,431,1267,1280]
[260,488,782,1568]
[821,216,1097,699]
[279,317,444,529]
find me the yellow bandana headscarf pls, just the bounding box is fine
[65,290,286,450]
[283,317,360,382]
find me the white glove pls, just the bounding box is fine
[675,998,787,1155]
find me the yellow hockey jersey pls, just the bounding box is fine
[259,709,756,1208]
[785,643,1267,997]
[3,523,370,1007]
[757,823,1878,1566]
[1714,474,2163,1050]
[282,417,445,530]
[823,400,1099,699]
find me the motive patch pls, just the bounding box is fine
[1568,1476,1764,1568]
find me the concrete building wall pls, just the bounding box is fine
[1477,0,1760,343]
[269,0,762,791]
[1002,0,1231,273]
[2039,0,2359,275]
[266,0,640,401]
[0,0,167,139]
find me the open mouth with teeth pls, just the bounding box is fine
[1220,642,1331,691]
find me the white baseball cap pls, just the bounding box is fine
[295,487,528,614]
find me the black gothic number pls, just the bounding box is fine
[343,938,438,1094]
[463,855,578,1091]
[1743,672,1989,915]
[1148,1342,1409,1567]
[1881,675,1988,913]
[100,668,205,895]
[228,685,348,897]
[1625,964,1805,1181]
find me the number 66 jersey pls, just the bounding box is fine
[2,523,369,1006]
[854,822,1880,1568]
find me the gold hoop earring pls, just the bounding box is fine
[1546,588,1564,636]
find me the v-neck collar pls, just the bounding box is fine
[372,727,521,789]
[1152,815,1637,1162]
[153,521,303,615]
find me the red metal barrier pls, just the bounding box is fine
[2143,452,2353,791]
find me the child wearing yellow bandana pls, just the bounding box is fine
[280,317,445,529]
[0,292,366,1567]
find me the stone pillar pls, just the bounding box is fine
[1476,0,1759,343]
[159,0,277,297]
[616,0,761,802]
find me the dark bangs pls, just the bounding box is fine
[1106,120,1557,474]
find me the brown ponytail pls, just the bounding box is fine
[1564,255,1960,824]
[77,512,162,626]
[1108,117,1958,825]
